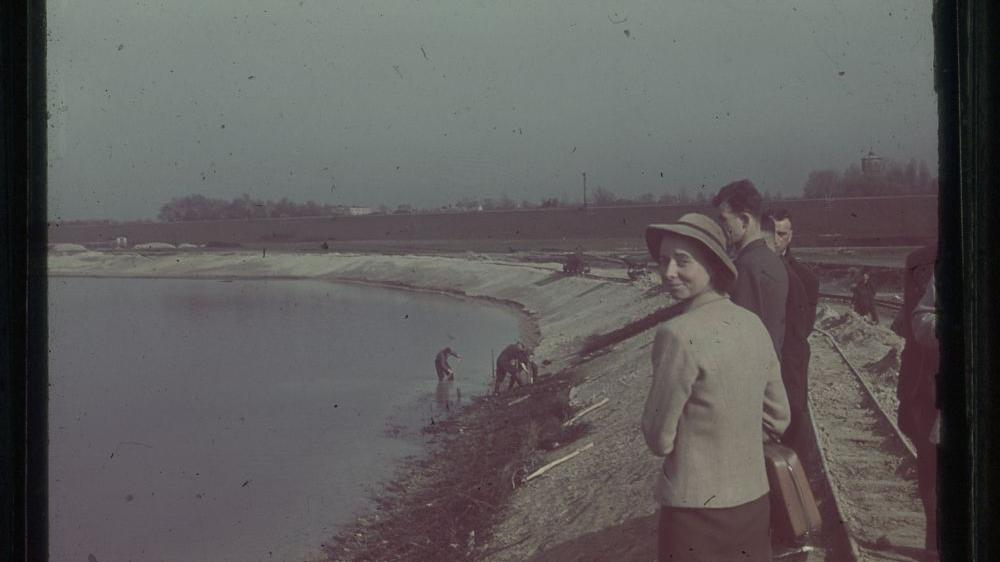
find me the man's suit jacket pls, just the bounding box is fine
[779,261,812,447]
[731,238,789,357]
[642,296,790,509]
[786,249,819,333]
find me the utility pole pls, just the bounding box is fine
[582,172,588,209]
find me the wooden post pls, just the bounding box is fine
[524,443,594,482]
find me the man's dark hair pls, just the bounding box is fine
[711,179,763,218]
[764,207,791,222]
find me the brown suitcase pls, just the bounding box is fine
[764,442,822,540]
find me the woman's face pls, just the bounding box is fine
[657,236,714,301]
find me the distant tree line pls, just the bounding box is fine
[157,194,364,222]
[802,158,937,199]
[443,187,713,212]
[154,158,936,222]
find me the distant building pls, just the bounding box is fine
[346,206,373,216]
[861,150,884,175]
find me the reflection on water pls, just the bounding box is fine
[434,380,464,416]
[48,277,520,562]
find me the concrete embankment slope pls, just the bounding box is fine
[48,250,672,561]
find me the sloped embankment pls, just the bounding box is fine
[48,251,675,561]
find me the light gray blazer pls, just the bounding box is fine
[642,296,790,508]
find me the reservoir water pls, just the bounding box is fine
[48,277,522,562]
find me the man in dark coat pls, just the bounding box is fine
[713,180,789,357]
[762,211,817,450]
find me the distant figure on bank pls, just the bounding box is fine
[762,210,819,451]
[642,214,789,562]
[494,342,536,394]
[712,180,789,356]
[434,347,461,381]
[852,271,879,323]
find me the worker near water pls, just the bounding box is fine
[434,347,461,381]
[712,180,789,357]
[642,213,789,562]
[494,342,536,394]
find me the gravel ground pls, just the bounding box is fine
[809,307,927,562]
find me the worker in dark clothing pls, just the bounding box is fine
[712,180,789,357]
[434,347,461,381]
[852,271,879,324]
[494,342,536,393]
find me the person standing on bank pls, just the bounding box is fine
[712,180,789,357]
[852,270,880,324]
[642,214,790,562]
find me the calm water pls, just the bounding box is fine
[48,277,521,562]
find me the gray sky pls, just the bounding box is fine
[47,0,937,221]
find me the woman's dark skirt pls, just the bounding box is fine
[658,493,771,562]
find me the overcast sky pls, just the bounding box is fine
[47,0,937,221]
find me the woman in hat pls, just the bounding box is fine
[641,213,790,562]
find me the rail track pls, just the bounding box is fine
[806,324,926,562]
[817,292,902,313]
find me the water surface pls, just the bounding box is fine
[48,277,521,562]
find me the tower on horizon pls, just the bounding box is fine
[861,150,884,175]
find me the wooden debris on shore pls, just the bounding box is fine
[563,397,609,426]
[507,395,530,406]
[524,442,594,482]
